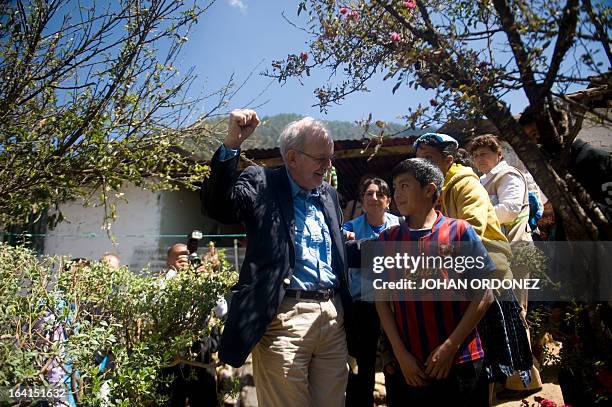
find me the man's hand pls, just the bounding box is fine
[395,346,429,387]
[224,109,260,149]
[345,231,355,241]
[424,339,459,380]
[174,254,189,271]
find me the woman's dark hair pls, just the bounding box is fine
[454,148,473,168]
[359,177,391,202]
[467,134,503,155]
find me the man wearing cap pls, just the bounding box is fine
[202,109,354,407]
[413,132,510,250]
[413,132,536,402]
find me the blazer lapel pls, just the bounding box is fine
[320,187,347,281]
[274,168,296,261]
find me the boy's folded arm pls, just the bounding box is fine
[447,288,494,349]
[424,288,494,379]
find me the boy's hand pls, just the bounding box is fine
[395,346,428,387]
[424,339,459,380]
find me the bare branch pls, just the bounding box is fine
[583,0,612,66]
[542,0,580,93]
[491,0,540,103]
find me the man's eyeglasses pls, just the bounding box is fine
[295,149,335,165]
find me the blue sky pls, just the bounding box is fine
[176,0,582,125]
[178,0,459,124]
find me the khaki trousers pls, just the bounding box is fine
[252,294,348,407]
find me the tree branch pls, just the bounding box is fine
[542,0,580,93]
[491,0,540,103]
[583,0,612,67]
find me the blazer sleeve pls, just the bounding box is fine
[201,146,262,224]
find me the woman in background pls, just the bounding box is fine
[469,134,542,398]
[343,177,400,407]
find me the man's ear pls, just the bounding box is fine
[444,154,454,167]
[285,150,298,167]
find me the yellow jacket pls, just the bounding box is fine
[441,163,512,278]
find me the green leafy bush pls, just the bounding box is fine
[0,243,237,406]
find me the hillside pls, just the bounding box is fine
[243,113,426,150]
[180,113,428,159]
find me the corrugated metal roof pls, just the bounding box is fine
[240,136,419,201]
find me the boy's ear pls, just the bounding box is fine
[424,183,436,200]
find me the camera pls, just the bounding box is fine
[189,252,202,268]
[187,230,203,268]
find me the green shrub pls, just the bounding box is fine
[0,243,237,406]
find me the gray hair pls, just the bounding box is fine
[392,158,444,202]
[279,117,332,161]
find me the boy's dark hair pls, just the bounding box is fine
[358,177,391,202]
[392,158,444,202]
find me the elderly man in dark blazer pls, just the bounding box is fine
[202,109,354,407]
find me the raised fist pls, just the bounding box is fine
[224,109,260,149]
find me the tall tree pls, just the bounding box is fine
[271,0,611,240]
[0,0,228,228]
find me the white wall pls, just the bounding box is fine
[44,184,165,271]
[44,183,221,272]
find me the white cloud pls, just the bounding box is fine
[228,0,247,12]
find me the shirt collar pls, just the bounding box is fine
[488,160,509,175]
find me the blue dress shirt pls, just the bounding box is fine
[218,144,337,291]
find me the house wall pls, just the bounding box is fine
[44,184,216,272]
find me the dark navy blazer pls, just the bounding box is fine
[202,147,354,367]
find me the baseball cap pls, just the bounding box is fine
[413,132,459,150]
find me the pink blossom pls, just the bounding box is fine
[349,10,360,21]
[390,32,401,42]
[540,399,557,407]
[299,52,308,62]
[340,7,349,14]
[404,0,417,9]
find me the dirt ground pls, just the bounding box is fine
[493,340,565,407]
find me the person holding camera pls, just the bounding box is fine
[162,243,222,407]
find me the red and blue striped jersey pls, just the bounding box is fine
[378,211,495,365]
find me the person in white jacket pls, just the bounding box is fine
[469,135,532,243]
[468,134,543,398]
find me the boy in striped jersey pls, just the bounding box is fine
[375,158,495,406]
